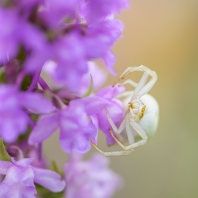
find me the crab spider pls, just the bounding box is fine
[91,65,159,157]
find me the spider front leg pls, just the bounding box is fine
[90,141,134,157]
[117,65,157,97]
[90,110,135,156]
[116,91,133,99]
[105,109,126,135]
[109,121,147,151]
[109,129,134,151]
[106,110,137,150]
[106,108,140,143]
[123,120,148,150]
[118,65,152,81]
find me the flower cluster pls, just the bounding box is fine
[0,0,129,197]
[0,157,65,197]
[65,153,123,198]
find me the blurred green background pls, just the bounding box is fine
[44,0,198,197]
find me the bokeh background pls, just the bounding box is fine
[44,0,198,198]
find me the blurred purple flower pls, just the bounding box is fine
[0,6,50,68]
[59,102,97,153]
[44,17,122,90]
[12,0,43,11]
[79,0,129,23]
[42,61,107,95]
[79,85,125,145]
[29,95,112,153]
[0,0,129,91]
[84,17,124,75]
[95,85,125,144]
[39,0,81,28]
[0,158,66,197]
[29,84,125,149]
[40,1,127,90]
[52,30,88,90]
[22,24,52,73]
[7,142,48,168]
[80,61,108,95]
[0,85,54,143]
[28,102,96,153]
[0,0,131,197]
[65,153,123,198]
[0,8,21,64]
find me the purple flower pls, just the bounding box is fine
[79,0,129,24]
[96,85,125,144]
[84,17,124,75]
[0,0,129,91]
[0,0,128,92]
[0,158,66,198]
[28,101,97,153]
[6,142,48,168]
[41,11,125,90]
[81,85,125,145]
[65,153,123,198]
[29,84,124,149]
[52,30,88,90]
[22,24,52,73]
[13,0,43,11]
[47,17,122,90]
[59,102,97,153]
[0,5,50,68]
[43,61,107,95]
[29,96,112,153]
[39,0,81,28]
[0,8,21,64]
[79,61,108,95]
[0,0,132,197]
[0,85,54,143]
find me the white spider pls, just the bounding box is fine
[91,65,159,156]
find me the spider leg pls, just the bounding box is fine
[138,70,157,96]
[109,129,134,151]
[123,120,148,150]
[108,121,144,153]
[118,65,145,81]
[118,65,142,81]
[119,70,148,93]
[126,123,135,144]
[133,72,149,95]
[108,120,147,151]
[116,91,133,99]
[130,121,148,139]
[126,139,147,149]
[105,109,126,134]
[117,65,157,97]
[90,141,133,156]
[120,79,138,88]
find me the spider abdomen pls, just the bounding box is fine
[139,94,159,138]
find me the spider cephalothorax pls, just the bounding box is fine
[128,99,146,121]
